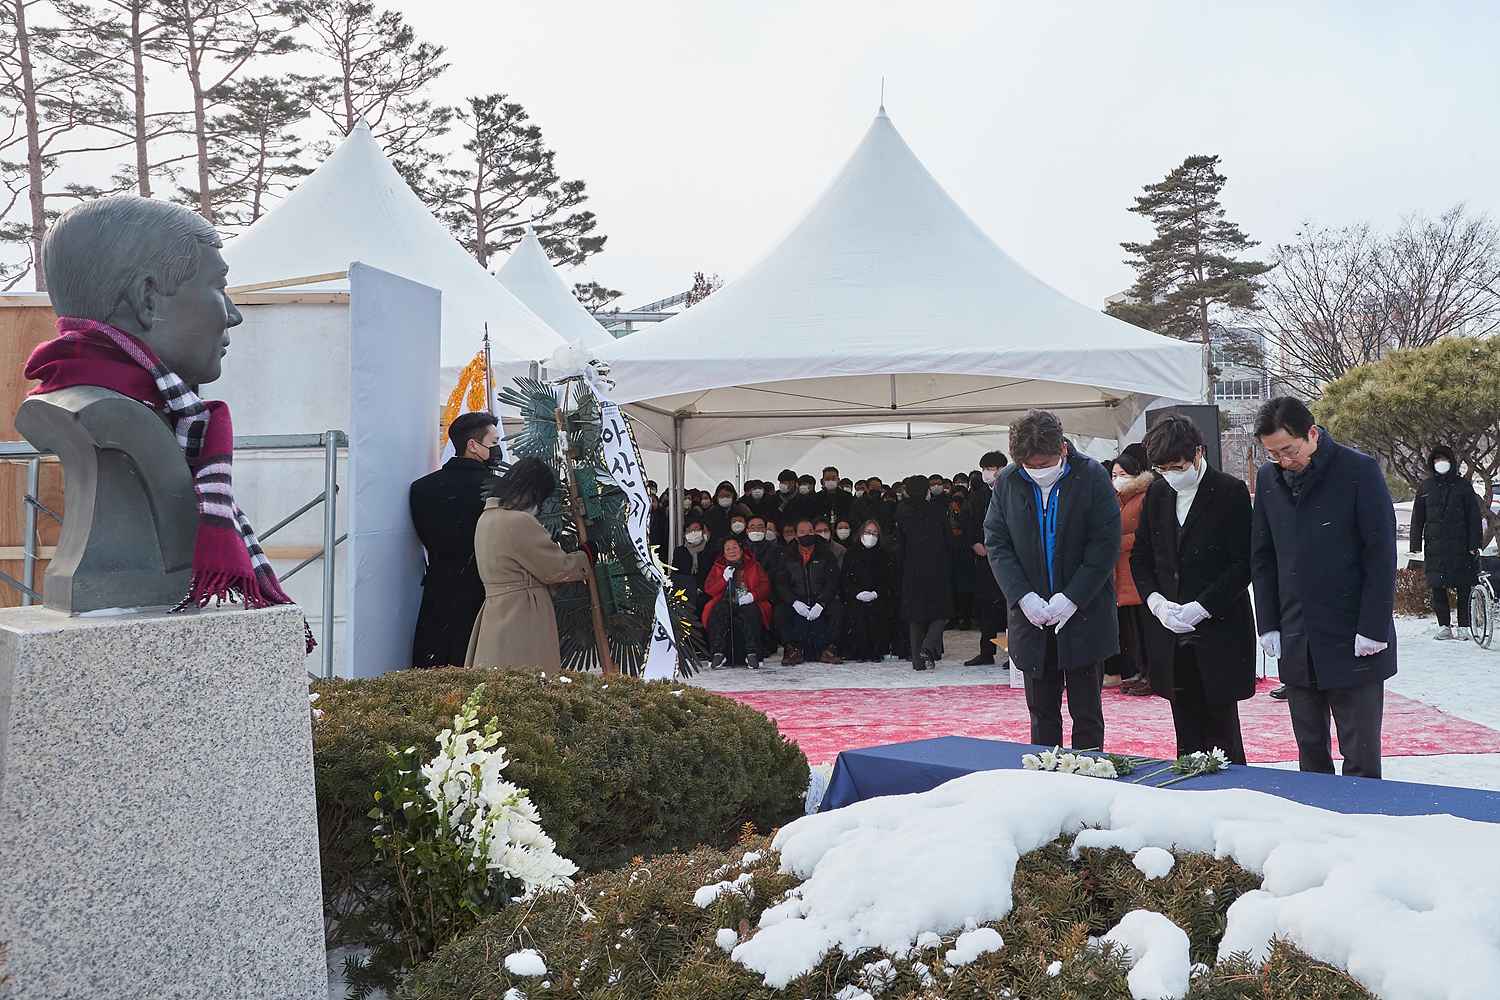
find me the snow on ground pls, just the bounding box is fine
[734,768,1500,999]
[694,616,1500,790]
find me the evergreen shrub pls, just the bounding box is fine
[406,830,1377,1000]
[311,668,808,954]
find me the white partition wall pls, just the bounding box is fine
[347,263,440,677]
[213,264,440,676]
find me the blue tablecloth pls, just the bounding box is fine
[820,736,1500,823]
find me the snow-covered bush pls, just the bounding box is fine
[403,831,1375,1000]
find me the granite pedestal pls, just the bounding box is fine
[0,604,326,1000]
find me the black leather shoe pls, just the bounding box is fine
[964,654,996,667]
[1269,684,1288,701]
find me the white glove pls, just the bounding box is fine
[1147,592,1183,631]
[1354,634,1388,657]
[857,590,878,603]
[736,591,756,606]
[723,566,736,582]
[1043,593,1077,631]
[1260,630,1281,658]
[1165,600,1210,634]
[808,603,824,621]
[793,600,811,619]
[1019,592,1050,628]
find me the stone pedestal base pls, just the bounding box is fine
[0,605,326,1000]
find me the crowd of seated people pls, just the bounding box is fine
[646,458,1011,669]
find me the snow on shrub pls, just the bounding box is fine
[1133,846,1176,880]
[1102,909,1191,1000]
[406,825,1380,1000]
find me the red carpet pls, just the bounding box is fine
[724,678,1500,765]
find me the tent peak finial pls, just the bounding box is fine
[878,76,887,117]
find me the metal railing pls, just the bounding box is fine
[0,430,348,678]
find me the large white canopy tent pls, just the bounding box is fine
[600,107,1202,540]
[497,228,616,348]
[223,121,566,380]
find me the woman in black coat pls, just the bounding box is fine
[1131,417,1256,763]
[895,474,954,670]
[841,519,897,661]
[1410,445,1484,640]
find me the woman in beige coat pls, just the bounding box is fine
[465,458,591,674]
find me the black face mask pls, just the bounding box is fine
[481,444,503,471]
[798,534,817,547]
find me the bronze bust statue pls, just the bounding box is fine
[18,196,243,613]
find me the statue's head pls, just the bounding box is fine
[43,196,242,387]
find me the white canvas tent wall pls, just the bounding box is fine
[224,121,565,381]
[497,228,615,348]
[601,106,1202,541]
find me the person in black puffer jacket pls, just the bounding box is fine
[773,518,844,665]
[1410,445,1484,640]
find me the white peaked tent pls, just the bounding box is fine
[601,107,1203,463]
[224,121,565,371]
[497,228,616,348]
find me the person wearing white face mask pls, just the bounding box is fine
[1129,416,1254,763]
[670,515,716,616]
[1410,444,1483,641]
[840,518,896,661]
[984,410,1120,749]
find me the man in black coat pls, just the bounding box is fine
[1409,445,1484,640]
[774,518,843,665]
[812,466,855,527]
[1130,416,1255,763]
[986,410,1121,750]
[896,475,955,671]
[1251,397,1397,779]
[963,451,1009,666]
[408,412,500,668]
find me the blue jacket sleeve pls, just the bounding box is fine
[1354,455,1397,641]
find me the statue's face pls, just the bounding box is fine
[142,244,242,387]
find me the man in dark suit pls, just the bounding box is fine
[986,410,1121,750]
[1251,397,1397,778]
[963,450,1009,666]
[1130,416,1255,763]
[409,412,500,668]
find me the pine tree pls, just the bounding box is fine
[147,0,297,224]
[180,74,309,226]
[430,93,605,269]
[1106,154,1271,395]
[95,0,188,198]
[0,0,128,288]
[288,0,452,193]
[497,374,700,676]
[573,280,622,312]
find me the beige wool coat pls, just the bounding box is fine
[465,501,591,674]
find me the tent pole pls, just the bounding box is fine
[669,415,685,550]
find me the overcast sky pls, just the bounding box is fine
[391,0,1500,311]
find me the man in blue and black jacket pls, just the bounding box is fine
[985,409,1121,750]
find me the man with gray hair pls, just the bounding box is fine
[984,409,1121,749]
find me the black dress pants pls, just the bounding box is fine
[1286,674,1385,778]
[1021,632,1105,750]
[908,619,946,667]
[709,600,763,664]
[1167,646,1247,764]
[1432,586,1471,628]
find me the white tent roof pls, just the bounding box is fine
[601,108,1203,453]
[224,122,565,369]
[496,228,615,348]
